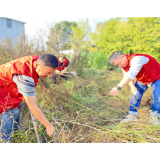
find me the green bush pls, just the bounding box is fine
[76,51,113,70]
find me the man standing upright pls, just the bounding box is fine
[0,54,58,142]
[109,51,160,124]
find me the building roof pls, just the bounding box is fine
[0,17,26,24]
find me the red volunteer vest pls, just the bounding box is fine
[121,54,160,85]
[56,58,68,71]
[0,56,39,114]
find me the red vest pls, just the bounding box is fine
[0,56,39,114]
[56,58,68,71]
[121,53,160,85]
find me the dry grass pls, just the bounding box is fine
[0,35,159,143]
[14,69,156,143]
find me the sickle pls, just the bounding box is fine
[128,95,137,104]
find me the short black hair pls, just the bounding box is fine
[38,54,59,69]
[110,51,124,64]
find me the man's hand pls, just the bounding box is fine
[55,70,65,75]
[109,87,120,97]
[109,77,132,97]
[55,70,60,74]
[24,95,56,137]
[46,125,55,137]
[60,71,64,75]
[131,86,137,95]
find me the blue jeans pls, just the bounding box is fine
[0,103,23,143]
[129,79,160,117]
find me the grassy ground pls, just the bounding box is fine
[11,67,159,143]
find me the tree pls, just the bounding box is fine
[69,19,94,74]
[46,21,77,53]
[92,17,160,61]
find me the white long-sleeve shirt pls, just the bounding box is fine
[122,55,149,81]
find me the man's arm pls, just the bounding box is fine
[13,74,55,137]
[61,67,68,73]
[128,79,134,87]
[122,69,137,94]
[109,76,132,97]
[109,56,148,97]
[24,95,55,137]
[128,80,137,95]
[117,76,132,88]
[55,67,68,75]
[61,60,69,74]
[118,77,136,89]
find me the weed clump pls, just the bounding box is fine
[0,34,157,143]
